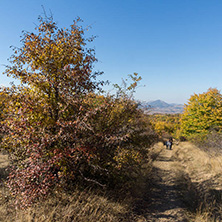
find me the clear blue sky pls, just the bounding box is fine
[0,0,222,104]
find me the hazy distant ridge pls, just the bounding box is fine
[141,100,184,114]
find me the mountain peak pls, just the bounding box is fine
[140,100,184,114]
[148,100,171,108]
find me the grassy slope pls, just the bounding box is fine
[0,152,151,222]
[173,142,222,221]
[0,142,222,221]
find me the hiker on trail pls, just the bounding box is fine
[164,137,173,150]
[168,137,173,150]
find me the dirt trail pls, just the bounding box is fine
[143,142,189,222]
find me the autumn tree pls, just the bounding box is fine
[180,88,222,139]
[0,15,153,207]
[0,15,106,207]
[149,114,181,137]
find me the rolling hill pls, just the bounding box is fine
[140,100,184,114]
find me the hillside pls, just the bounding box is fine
[1,142,222,221]
[141,100,184,114]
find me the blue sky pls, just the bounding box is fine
[0,0,222,104]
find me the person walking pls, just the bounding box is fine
[169,137,173,150]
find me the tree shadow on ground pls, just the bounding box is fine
[132,166,189,221]
[174,171,222,221]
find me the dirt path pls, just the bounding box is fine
[143,143,189,222]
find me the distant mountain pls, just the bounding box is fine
[140,100,184,114]
[148,100,171,108]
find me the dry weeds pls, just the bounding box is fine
[0,151,153,222]
[1,142,222,221]
[2,190,135,222]
[173,142,222,221]
[0,185,138,221]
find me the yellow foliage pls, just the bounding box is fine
[149,114,181,137]
[180,88,222,139]
[113,147,142,170]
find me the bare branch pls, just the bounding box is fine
[79,170,106,188]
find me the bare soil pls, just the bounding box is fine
[139,142,189,221]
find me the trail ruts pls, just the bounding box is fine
[138,143,190,222]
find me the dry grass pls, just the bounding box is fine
[173,142,222,188]
[1,189,136,222]
[172,142,222,221]
[0,151,153,222]
[0,183,139,222]
[3,141,221,221]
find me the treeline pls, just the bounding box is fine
[148,113,180,138]
[148,88,222,150]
